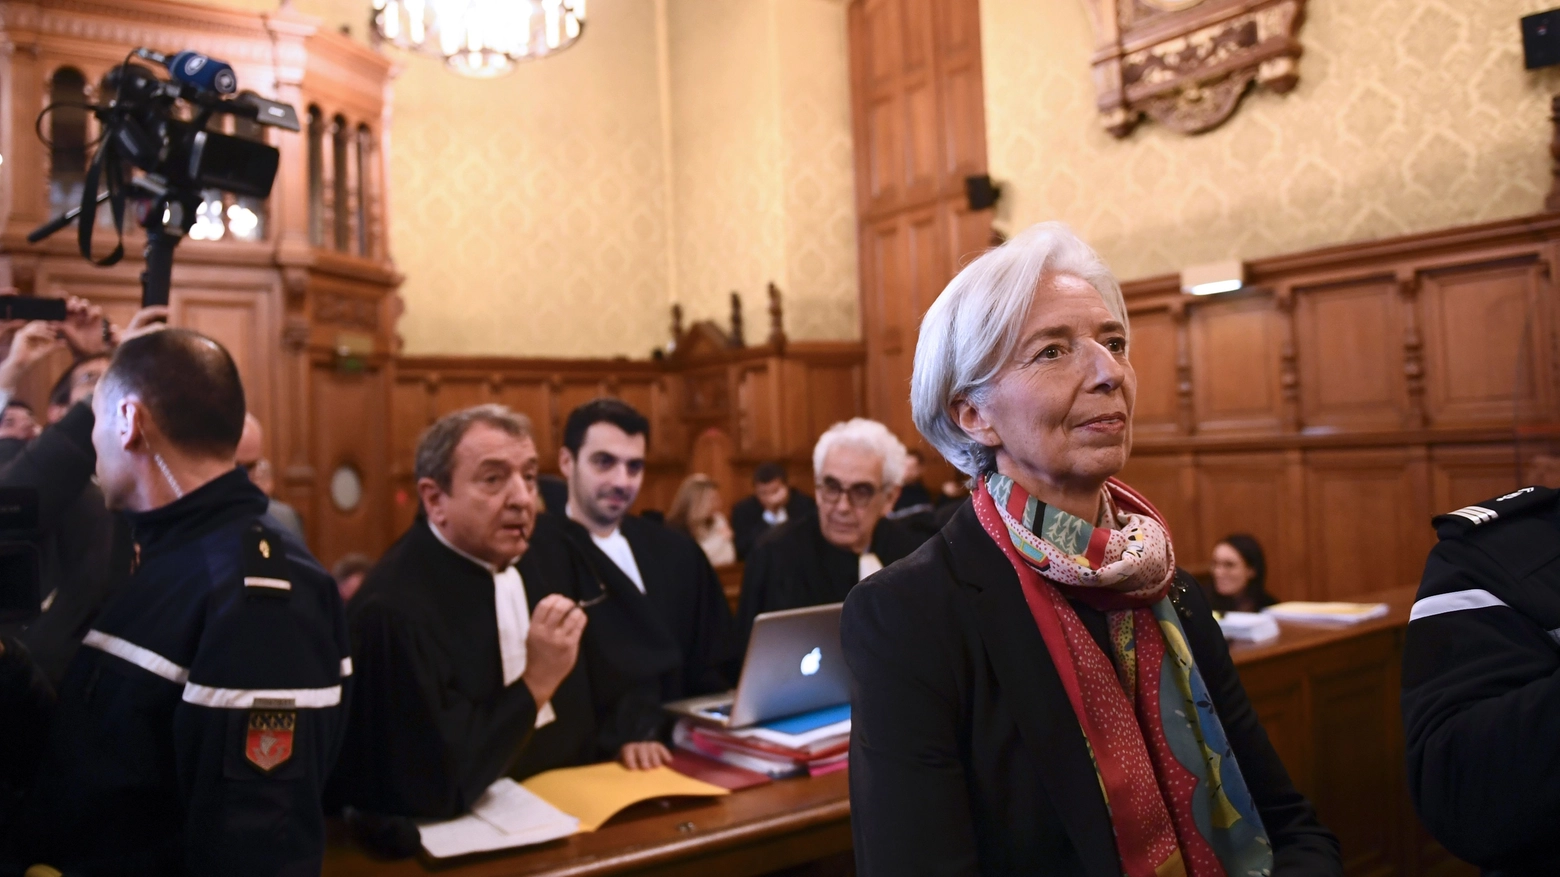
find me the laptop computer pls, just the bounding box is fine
[664,602,849,729]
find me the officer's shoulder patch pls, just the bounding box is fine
[1432,485,1559,540]
[245,702,297,773]
[242,522,293,594]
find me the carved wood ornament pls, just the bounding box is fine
[1083,0,1308,137]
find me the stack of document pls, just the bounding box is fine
[418,778,579,860]
[674,704,851,779]
[1265,601,1389,625]
[1215,611,1281,643]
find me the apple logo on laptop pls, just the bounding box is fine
[800,647,822,677]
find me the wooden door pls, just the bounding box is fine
[848,0,991,448]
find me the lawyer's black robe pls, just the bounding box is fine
[326,514,599,820]
[736,514,922,646]
[556,513,738,749]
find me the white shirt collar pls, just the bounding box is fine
[427,518,517,574]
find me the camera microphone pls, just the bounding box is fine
[133,47,237,95]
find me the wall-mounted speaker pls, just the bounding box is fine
[965,174,1001,211]
[1522,9,1560,70]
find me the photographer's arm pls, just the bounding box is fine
[0,401,97,530]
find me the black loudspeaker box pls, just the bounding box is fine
[1522,9,1560,70]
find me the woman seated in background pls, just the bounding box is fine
[1209,533,1278,614]
[667,474,736,566]
[842,221,1340,876]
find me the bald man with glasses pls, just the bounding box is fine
[736,418,923,648]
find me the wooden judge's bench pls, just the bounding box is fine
[323,586,1473,877]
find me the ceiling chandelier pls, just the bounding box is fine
[371,0,586,78]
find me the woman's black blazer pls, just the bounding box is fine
[841,501,1342,877]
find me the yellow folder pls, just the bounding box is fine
[522,762,729,832]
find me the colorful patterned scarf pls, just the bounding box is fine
[974,473,1273,877]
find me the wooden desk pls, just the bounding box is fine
[323,770,850,877]
[1231,586,1473,877]
[325,585,1472,877]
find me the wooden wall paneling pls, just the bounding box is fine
[1192,452,1296,596]
[1126,307,1181,438]
[310,363,388,570]
[171,284,278,429]
[1294,277,1406,433]
[496,379,554,460]
[1189,290,1284,434]
[1420,257,1554,428]
[1116,452,1196,555]
[1429,443,1524,514]
[736,363,777,460]
[1303,448,1431,600]
[849,0,988,448]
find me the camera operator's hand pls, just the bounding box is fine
[520,594,586,711]
[58,296,108,357]
[0,321,63,394]
[120,305,171,344]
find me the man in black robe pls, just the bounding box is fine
[730,461,817,560]
[555,398,739,770]
[738,418,922,646]
[327,405,588,838]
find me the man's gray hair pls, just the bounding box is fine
[812,418,909,488]
[911,221,1128,477]
[414,404,533,492]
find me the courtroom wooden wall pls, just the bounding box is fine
[1116,215,1560,601]
[848,0,993,448]
[384,341,867,555]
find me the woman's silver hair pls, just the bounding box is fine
[911,221,1129,477]
[812,417,909,488]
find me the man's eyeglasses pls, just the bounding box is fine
[816,476,884,509]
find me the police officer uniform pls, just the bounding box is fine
[1401,485,1560,877]
[0,468,351,876]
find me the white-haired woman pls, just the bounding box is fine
[842,223,1341,877]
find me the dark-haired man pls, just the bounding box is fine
[328,404,592,841]
[730,461,816,561]
[0,328,351,875]
[556,398,738,769]
[0,401,38,443]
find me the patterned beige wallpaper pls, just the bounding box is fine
[387,1,671,358]
[667,0,858,342]
[200,0,857,356]
[982,0,1560,282]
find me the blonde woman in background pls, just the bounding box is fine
[667,474,737,566]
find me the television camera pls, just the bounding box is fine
[26,48,301,307]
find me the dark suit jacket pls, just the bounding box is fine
[731,490,817,560]
[842,501,1341,877]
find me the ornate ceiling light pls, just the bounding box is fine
[370,0,586,79]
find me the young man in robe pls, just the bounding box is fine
[730,461,817,561]
[554,398,739,770]
[327,405,591,851]
[737,418,923,647]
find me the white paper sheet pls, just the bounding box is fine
[418,778,579,859]
[1216,611,1281,643]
